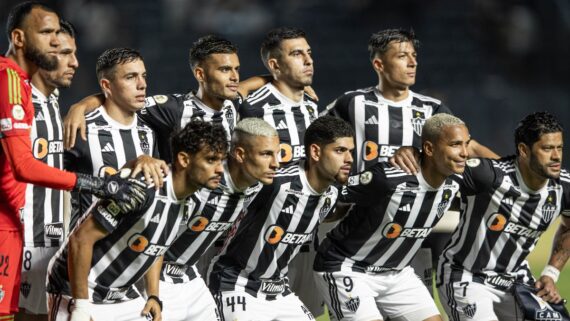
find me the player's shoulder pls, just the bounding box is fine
[275,163,301,179]
[410,91,442,106]
[144,93,184,108]
[338,86,378,102]
[244,84,280,107]
[489,156,517,174]
[85,107,105,124]
[554,168,570,186]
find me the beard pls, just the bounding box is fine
[529,153,559,180]
[24,41,58,71]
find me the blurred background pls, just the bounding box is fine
[2,0,569,318]
[2,0,569,164]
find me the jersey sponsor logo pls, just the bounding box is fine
[12,104,25,120]
[362,141,399,161]
[281,205,295,215]
[13,122,29,129]
[486,213,543,238]
[359,171,372,185]
[188,216,209,232]
[411,110,426,136]
[365,266,394,273]
[279,143,305,163]
[127,233,168,256]
[207,196,220,206]
[98,166,118,177]
[398,204,411,212]
[382,222,432,239]
[535,309,562,321]
[35,111,45,121]
[0,118,12,131]
[164,263,187,277]
[105,288,128,301]
[101,142,115,153]
[395,182,420,193]
[45,223,64,239]
[260,279,286,294]
[33,138,63,159]
[365,115,378,125]
[463,303,477,318]
[502,197,514,206]
[150,213,161,223]
[485,274,515,290]
[264,225,312,245]
[276,120,288,130]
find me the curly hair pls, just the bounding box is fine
[170,120,228,161]
[96,47,143,81]
[368,28,419,61]
[189,35,238,69]
[515,112,563,154]
[304,116,354,151]
[260,27,306,68]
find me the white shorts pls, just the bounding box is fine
[314,266,440,321]
[409,248,434,297]
[160,277,220,321]
[438,279,523,321]
[214,290,314,321]
[288,247,324,317]
[20,246,59,314]
[47,293,151,321]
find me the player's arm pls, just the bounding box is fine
[63,93,104,149]
[536,215,570,304]
[67,214,109,320]
[141,256,163,321]
[123,155,168,190]
[467,139,499,159]
[238,75,318,101]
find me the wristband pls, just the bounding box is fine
[70,298,91,321]
[147,295,163,311]
[541,265,560,283]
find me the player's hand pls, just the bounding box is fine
[70,299,92,321]
[74,169,148,213]
[390,146,420,175]
[535,275,563,304]
[142,296,162,321]
[64,103,87,150]
[304,86,319,101]
[124,155,169,190]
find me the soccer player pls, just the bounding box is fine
[437,111,570,321]
[46,120,227,321]
[64,47,158,229]
[240,26,321,166]
[17,20,78,321]
[160,118,280,320]
[313,114,470,321]
[208,116,354,321]
[0,3,145,318]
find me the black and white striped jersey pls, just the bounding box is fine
[23,86,65,247]
[325,87,452,174]
[239,83,321,165]
[437,157,570,287]
[161,161,262,284]
[208,162,338,299]
[314,162,459,273]
[46,174,201,303]
[141,92,239,162]
[64,106,157,229]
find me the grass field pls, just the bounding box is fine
[316,217,569,321]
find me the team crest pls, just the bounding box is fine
[535,308,562,321]
[436,189,453,218]
[153,95,168,104]
[462,303,477,318]
[466,158,481,167]
[139,131,150,154]
[224,106,235,133]
[411,110,426,136]
[306,105,317,122]
[319,197,332,220]
[20,280,31,298]
[12,104,25,120]
[345,296,360,312]
[359,171,373,185]
[541,194,557,224]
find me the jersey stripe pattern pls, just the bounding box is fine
[239,83,321,165]
[209,162,338,300]
[46,175,199,303]
[325,87,451,174]
[64,106,156,229]
[161,162,262,284]
[315,162,459,273]
[437,157,570,287]
[141,92,239,162]
[22,86,64,247]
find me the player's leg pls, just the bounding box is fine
[214,291,266,321]
[16,246,58,321]
[493,291,524,321]
[437,280,499,321]
[288,246,324,316]
[377,267,441,321]
[0,230,23,320]
[314,270,383,321]
[90,296,152,321]
[409,248,434,296]
[275,293,316,321]
[160,277,220,321]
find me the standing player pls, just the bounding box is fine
[160,118,280,321]
[437,111,570,321]
[313,114,470,321]
[240,27,320,166]
[46,120,227,321]
[17,20,78,321]
[0,3,145,318]
[64,47,158,229]
[208,116,354,321]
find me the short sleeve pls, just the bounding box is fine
[339,164,387,206]
[433,103,453,115]
[452,158,497,196]
[138,95,183,134]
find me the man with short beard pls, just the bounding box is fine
[0,3,146,319]
[17,20,78,321]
